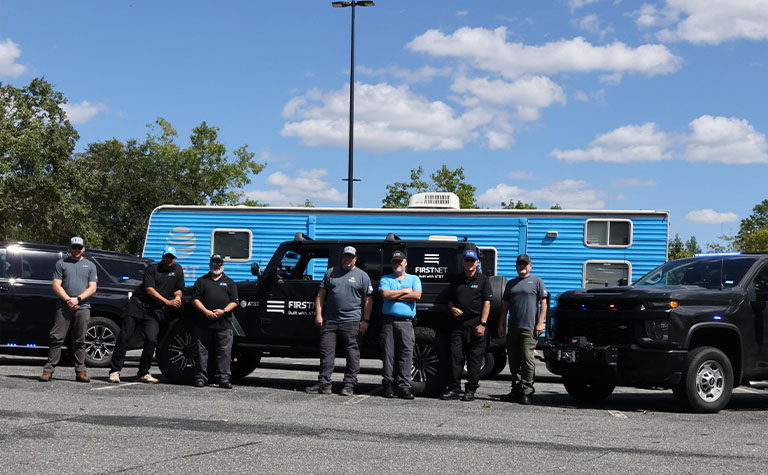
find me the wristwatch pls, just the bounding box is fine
[479,321,487,327]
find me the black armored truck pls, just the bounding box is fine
[544,252,768,413]
[156,234,507,395]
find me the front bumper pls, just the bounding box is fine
[544,341,687,387]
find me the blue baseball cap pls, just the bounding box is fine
[162,245,177,257]
[463,249,478,260]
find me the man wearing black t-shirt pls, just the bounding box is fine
[191,254,239,389]
[441,249,492,402]
[109,246,185,384]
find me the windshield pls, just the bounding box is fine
[635,256,758,289]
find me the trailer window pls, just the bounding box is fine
[211,229,252,262]
[408,248,456,282]
[583,260,631,288]
[584,219,632,248]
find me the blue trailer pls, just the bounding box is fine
[143,203,669,302]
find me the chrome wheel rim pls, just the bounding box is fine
[167,331,197,372]
[412,342,439,382]
[696,360,724,402]
[84,323,116,362]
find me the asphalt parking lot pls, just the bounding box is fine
[2,354,768,474]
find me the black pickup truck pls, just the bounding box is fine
[156,233,507,395]
[544,253,768,413]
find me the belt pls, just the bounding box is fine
[383,315,414,321]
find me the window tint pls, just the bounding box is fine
[407,248,456,282]
[356,249,383,280]
[212,229,251,261]
[275,247,329,281]
[0,249,7,278]
[635,257,757,288]
[22,250,62,281]
[585,220,632,247]
[584,261,630,289]
[753,265,768,294]
[93,257,146,286]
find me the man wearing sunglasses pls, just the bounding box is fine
[441,249,492,402]
[40,237,98,382]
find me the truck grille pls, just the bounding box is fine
[553,317,634,345]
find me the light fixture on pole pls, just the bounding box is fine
[332,0,374,208]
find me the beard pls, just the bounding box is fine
[210,266,223,276]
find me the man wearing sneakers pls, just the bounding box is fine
[40,237,98,383]
[379,250,421,399]
[497,254,547,405]
[109,245,184,384]
[306,246,373,396]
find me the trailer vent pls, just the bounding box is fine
[407,192,461,210]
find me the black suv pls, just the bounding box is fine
[544,253,768,412]
[0,242,151,367]
[156,234,507,395]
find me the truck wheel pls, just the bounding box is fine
[490,347,507,377]
[157,319,197,384]
[462,352,496,380]
[676,346,733,413]
[84,316,119,368]
[487,276,507,332]
[562,373,615,402]
[411,326,448,397]
[231,351,261,380]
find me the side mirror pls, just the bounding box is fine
[251,262,261,277]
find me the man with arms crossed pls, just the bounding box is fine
[497,254,547,405]
[40,237,98,383]
[306,246,373,396]
[379,250,422,399]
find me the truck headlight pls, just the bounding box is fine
[641,300,679,311]
[644,319,670,341]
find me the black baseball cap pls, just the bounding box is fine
[210,254,224,265]
[516,254,531,266]
[392,250,406,261]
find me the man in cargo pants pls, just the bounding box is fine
[306,246,373,396]
[40,236,98,383]
[498,254,547,405]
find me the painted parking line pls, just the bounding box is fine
[91,382,142,391]
[343,387,381,405]
[608,410,628,419]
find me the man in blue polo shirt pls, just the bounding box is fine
[379,250,422,399]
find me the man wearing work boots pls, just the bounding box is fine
[306,246,373,396]
[441,249,492,402]
[498,254,547,405]
[379,250,422,399]
[40,237,98,383]
[109,245,184,384]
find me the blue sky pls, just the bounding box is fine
[2,0,767,247]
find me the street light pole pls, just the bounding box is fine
[332,1,374,208]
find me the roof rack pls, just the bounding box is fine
[385,233,402,242]
[294,233,313,241]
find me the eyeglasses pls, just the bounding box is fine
[463,258,476,263]
[70,245,83,251]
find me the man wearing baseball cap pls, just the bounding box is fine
[441,248,492,402]
[306,245,373,396]
[191,254,240,389]
[109,245,185,384]
[40,237,98,382]
[378,250,422,399]
[497,253,547,405]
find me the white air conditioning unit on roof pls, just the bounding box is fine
[407,192,461,210]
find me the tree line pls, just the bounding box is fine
[3,78,765,257]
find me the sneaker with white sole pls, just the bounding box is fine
[138,374,159,384]
[108,371,121,383]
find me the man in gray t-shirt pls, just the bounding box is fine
[306,246,373,396]
[40,236,98,383]
[497,254,547,404]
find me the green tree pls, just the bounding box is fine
[736,199,768,252]
[501,199,536,209]
[382,165,477,209]
[550,203,563,210]
[0,78,88,244]
[668,234,702,260]
[78,118,266,254]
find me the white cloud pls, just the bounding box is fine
[632,3,678,29]
[245,169,346,206]
[574,14,614,40]
[60,100,108,124]
[478,179,606,209]
[451,75,566,113]
[406,27,681,79]
[684,115,768,164]
[685,209,740,224]
[569,0,599,11]
[551,123,672,162]
[357,65,452,84]
[508,170,533,179]
[0,39,27,77]
[281,82,487,152]
[611,178,656,187]
[456,10,469,17]
[653,0,768,45]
